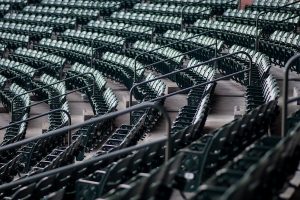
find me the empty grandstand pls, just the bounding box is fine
[0,0,298,199]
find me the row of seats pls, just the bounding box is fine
[37,39,94,62]
[0,43,6,54]
[188,19,262,48]
[22,6,99,21]
[0,83,30,121]
[259,31,300,72]
[4,13,76,31]
[60,29,125,51]
[0,22,53,39]
[0,0,26,9]
[227,45,279,110]
[0,31,28,48]
[109,12,182,31]
[192,123,300,200]
[84,21,154,40]
[101,101,278,199]
[157,30,224,60]
[250,0,300,14]
[0,58,35,87]
[75,89,216,200]
[0,4,10,16]
[132,3,212,21]
[40,0,121,14]
[12,47,66,77]
[219,9,300,31]
[126,40,184,75]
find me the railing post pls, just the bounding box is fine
[281,54,300,137]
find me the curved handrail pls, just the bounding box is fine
[0,109,72,145]
[11,72,96,120]
[129,50,253,122]
[281,53,300,137]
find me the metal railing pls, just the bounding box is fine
[0,109,72,145]
[11,72,96,120]
[281,53,300,137]
[0,102,171,191]
[129,50,252,122]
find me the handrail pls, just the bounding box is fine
[11,72,96,120]
[129,50,253,122]
[0,109,72,145]
[255,0,300,51]
[0,102,171,191]
[133,29,217,82]
[281,53,300,137]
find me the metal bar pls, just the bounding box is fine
[0,109,72,145]
[282,53,300,137]
[129,50,252,122]
[133,29,215,82]
[11,72,96,120]
[0,102,171,193]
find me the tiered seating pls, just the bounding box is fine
[109,11,182,31]
[40,0,121,15]
[188,19,261,48]
[126,41,184,75]
[218,9,300,32]
[0,22,53,39]
[101,101,278,199]
[84,21,154,40]
[0,58,36,87]
[12,48,66,77]
[250,0,300,14]
[191,124,300,200]
[0,31,29,48]
[60,29,125,50]
[0,83,30,121]
[225,45,280,110]
[0,4,10,16]
[259,31,300,72]
[22,5,99,22]
[3,13,76,31]
[0,74,7,88]
[0,0,27,9]
[99,52,145,88]
[0,43,6,53]
[151,0,238,11]
[132,3,212,22]
[37,39,94,63]
[157,30,224,60]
